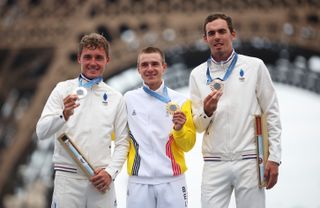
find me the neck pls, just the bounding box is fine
[146,81,162,91]
[212,49,234,63]
[80,73,93,81]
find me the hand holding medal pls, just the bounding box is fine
[63,94,80,121]
[172,110,186,131]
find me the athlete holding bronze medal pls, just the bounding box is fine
[189,13,281,208]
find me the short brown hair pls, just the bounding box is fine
[78,33,110,57]
[137,46,166,64]
[203,13,234,35]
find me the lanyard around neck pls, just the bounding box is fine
[206,53,238,85]
[78,74,103,88]
[142,85,171,104]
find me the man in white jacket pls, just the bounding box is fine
[189,13,282,208]
[36,33,129,208]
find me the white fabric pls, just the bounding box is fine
[51,171,117,208]
[36,77,129,179]
[126,175,188,208]
[36,77,129,207]
[124,85,190,179]
[189,54,281,163]
[201,159,265,208]
[189,53,281,207]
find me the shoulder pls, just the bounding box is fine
[238,54,264,65]
[99,82,124,98]
[190,61,207,77]
[54,78,77,92]
[124,87,142,100]
[167,88,188,106]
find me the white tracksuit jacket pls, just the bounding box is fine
[36,77,129,179]
[124,83,196,184]
[189,54,281,164]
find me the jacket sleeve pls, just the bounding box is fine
[105,96,129,179]
[256,60,282,164]
[172,99,196,152]
[36,83,66,140]
[189,71,214,133]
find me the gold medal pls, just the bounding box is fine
[166,102,180,115]
[73,86,87,99]
[209,79,224,91]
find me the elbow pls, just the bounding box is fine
[179,132,196,152]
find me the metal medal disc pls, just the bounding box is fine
[210,79,224,91]
[74,87,87,99]
[166,102,180,115]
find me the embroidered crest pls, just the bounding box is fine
[239,69,245,81]
[102,92,108,104]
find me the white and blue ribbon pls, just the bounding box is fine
[79,74,103,88]
[206,52,238,85]
[142,85,171,104]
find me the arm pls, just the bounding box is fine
[256,60,282,189]
[36,83,66,140]
[104,96,129,180]
[172,100,196,152]
[189,73,221,132]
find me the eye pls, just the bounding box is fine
[95,55,105,61]
[140,62,149,68]
[217,29,227,35]
[207,31,215,37]
[151,62,160,67]
[83,54,92,60]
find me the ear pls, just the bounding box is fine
[77,54,81,64]
[231,31,236,40]
[106,56,110,64]
[162,62,167,73]
[203,34,208,43]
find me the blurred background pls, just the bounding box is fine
[0,0,320,207]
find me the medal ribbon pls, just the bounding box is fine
[78,74,103,88]
[143,85,171,104]
[206,52,238,85]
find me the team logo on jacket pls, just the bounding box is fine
[239,68,245,81]
[102,92,108,104]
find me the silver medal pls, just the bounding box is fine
[74,87,87,99]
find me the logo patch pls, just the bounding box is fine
[239,69,245,81]
[102,92,108,104]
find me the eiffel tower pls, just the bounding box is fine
[0,0,320,206]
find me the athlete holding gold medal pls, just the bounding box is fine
[124,47,196,208]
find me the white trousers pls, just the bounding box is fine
[51,171,117,208]
[201,159,265,208]
[126,176,188,208]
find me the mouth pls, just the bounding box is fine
[214,43,223,47]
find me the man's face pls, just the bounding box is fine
[78,47,109,79]
[138,52,167,90]
[203,18,236,61]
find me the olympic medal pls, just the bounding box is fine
[209,79,224,91]
[73,87,87,99]
[166,102,180,115]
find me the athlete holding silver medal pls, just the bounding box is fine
[36,33,129,207]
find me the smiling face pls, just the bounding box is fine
[137,52,167,90]
[203,18,236,62]
[78,47,109,79]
